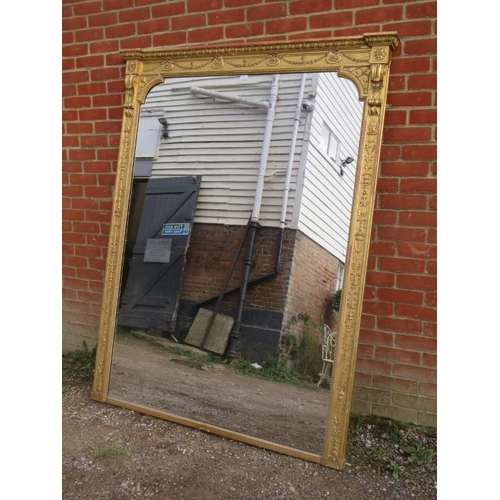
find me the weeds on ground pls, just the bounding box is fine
[70,340,97,369]
[386,459,405,479]
[225,359,256,376]
[227,356,307,385]
[264,312,325,385]
[293,314,324,379]
[167,345,201,359]
[347,414,437,481]
[63,341,97,385]
[168,345,217,364]
[92,442,132,458]
[401,438,434,462]
[260,357,304,384]
[175,317,194,344]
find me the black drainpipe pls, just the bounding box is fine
[195,225,287,312]
[274,226,285,274]
[226,221,260,359]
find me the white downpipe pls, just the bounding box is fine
[279,73,307,229]
[190,87,270,110]
[251,74,280,222]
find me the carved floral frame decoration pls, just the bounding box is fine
[91,33,399,470]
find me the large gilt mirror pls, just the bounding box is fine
[92,33,399,470]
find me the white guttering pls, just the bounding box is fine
[290,72,318,229]
[279,73,306,229]
[190,87,270,110]
[251,74,280,222]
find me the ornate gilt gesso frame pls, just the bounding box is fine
[91,32,399,470]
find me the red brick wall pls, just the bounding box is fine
[62,0,437,426]
[181,223,294,312]
[182,224,338,341]
[284,231,341,332]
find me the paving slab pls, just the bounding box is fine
[184,308,234,355]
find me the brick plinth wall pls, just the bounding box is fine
[62,0,437,426]
[181,223,294,312]
[182,224,342,337]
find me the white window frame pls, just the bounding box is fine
[135,111,163,159]
[335,263,345,291]
[321,122,341,165]
[133,109,164,178]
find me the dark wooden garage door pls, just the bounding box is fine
[117,176,202,332]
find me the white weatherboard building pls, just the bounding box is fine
[134,71,363,264]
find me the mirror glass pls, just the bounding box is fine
[107,71,364,455]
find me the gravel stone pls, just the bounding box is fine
[63,360,436,499]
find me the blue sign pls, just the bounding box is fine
[162,223,191,236]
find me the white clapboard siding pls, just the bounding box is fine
[138,73,311,226]
[296,72,364,262]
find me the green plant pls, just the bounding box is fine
[261,357,301,384]
[92,442,132,458]
[175,317,194,344]
[283,312,324,381]
[332,289,342,311]
[386,459,404,479]
[227,359,257,376]
[279,331,299,356]
[227,356,306,385]
[289,312,311,325]
[350,413,434,441]
[167,345,197,358]
[401,440,433,462]
[201,351,216,363]
[371,444,386,459]
[67,341,97,377]
[294,317,323,379]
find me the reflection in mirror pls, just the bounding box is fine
[108,71,364,455]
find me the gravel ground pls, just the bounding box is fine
[62,357,437,499]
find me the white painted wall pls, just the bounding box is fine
[294,72,364,262]
[139,73,312,226]
[136,72,364,262]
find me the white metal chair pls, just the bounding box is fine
[317,324,337,387]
